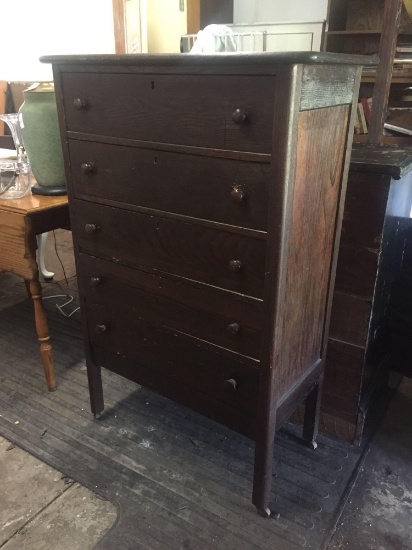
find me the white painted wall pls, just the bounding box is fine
[234,0,328,24]
[0,0,115,82]
[146,0,187,53]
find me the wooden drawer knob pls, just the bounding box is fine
[81,162,95,175]
[73,98,87,110]
[232,109,247,124]
[229,260,243,272]
[95,324,108,333]
[223,378,237,392]
[90,277,102,287]
[227,323,240,335]
[231,185,247,204]
[84,223,98,234]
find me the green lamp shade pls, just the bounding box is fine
[19,83,66,194]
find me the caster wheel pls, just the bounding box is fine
[256,507,280,519]
[307,441,318,450]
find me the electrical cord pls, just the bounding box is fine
[53,230,69,286]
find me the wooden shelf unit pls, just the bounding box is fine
[324,0,412,145]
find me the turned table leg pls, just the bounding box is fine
[25,279,56,391]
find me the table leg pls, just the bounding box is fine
[25,279,56,392]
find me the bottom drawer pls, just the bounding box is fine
[87,303,259,438]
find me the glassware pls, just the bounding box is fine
[0,159,31,199]
[0,113,31,199]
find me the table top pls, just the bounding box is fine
[0,192,68,215]
[350,143,412,180]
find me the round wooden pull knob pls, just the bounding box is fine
[84,223,98,234]
[95,324,108,333]
[231,186,247,204]
[73,98,87,110]
[81,162,95,175]
[227,323,240,335]
[232,109,247,124]
[90,277,102,287]
[223,378,237,392]
[228,260,243,272]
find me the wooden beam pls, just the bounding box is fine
[187,0,200,35]
[368,0,403,145]
[112,0,126,54]
[0,81,7,136]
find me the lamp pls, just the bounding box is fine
[18,82,66,195]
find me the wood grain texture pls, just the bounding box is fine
[0,211,35,279]
[79,254,263,360]
[276,105,350,397]
[68,139,270,231]
[25,279,56,392]
[346,0,385,31]
[62,73,276,154]
[51,54,362,514]
[368,0,403,145]
[72,200,267,298]
[0,200,66,392]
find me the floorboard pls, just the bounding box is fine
[0,294,371,550]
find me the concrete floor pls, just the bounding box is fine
[1,228,412,549]
[0,230,117,549]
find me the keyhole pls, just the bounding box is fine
[151,81,155,90]
[154,156,158,165]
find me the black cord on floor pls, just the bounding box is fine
[53,230,69,286]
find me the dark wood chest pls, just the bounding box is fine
[45,52,369,515]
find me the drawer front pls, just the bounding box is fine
[72,201,266,298]
[62,73,276,153]
[86,302,259,416]
[69,140,270,231]
[78,253,262,359]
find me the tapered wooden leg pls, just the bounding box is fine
[303,380,323,450]
[252,412,279,518]
[86,359,104,418]
[25,279,56,392]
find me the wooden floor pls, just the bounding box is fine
[0,291,370,550]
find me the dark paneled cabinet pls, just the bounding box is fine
[45,52,369,514]
[320,147,412,442]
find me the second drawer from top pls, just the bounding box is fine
[69,140,270,231]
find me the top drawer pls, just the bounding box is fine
[62,73,276,153]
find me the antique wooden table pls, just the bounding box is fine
[0,193,70,391]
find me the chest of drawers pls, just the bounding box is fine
[44,52,370,516]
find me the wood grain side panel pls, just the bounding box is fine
[277,105,350,397]
[0,211,36,279]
